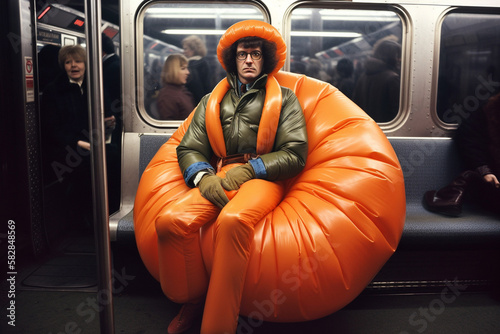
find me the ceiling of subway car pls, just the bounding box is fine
[36,0,120,26]
[35,1,403,59]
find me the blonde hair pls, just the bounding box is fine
[182,35,207,57]
[58,45,86,69]
[161,54,189,85]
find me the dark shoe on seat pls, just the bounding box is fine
[167,301,204,334]
[423,190,463,217]
[422,170,480,217]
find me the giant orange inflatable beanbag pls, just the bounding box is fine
[134,20,405,323]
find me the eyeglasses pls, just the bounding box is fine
[236,51,262,61]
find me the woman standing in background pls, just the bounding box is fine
[156,54,195,120]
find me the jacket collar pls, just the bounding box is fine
[227,72,268,94]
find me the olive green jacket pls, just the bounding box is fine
[177,72,308,187]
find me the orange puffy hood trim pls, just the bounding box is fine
[217,20,287,75]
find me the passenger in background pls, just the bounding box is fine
[38,44,63,93]
[156,54,195,120]
[353,38,401,122]
[144,58,162,118]
[182,35,212,104]
[305,58,331,82]
[151,58,163,84]
[40,45,120,229]
[290,57,307,75]
[101,33,121,214]
[334,58,355,99]
[40,45,93,229]
[424,92,500,216]
[102,33,121,125]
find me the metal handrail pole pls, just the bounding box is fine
[84,0,115,333]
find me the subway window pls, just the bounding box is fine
[437,12,500,125]
[289,7,403,123]
[140,3,266,121]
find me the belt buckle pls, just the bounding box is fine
[216,153,258,172]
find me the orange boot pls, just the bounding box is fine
[168,300,204,334]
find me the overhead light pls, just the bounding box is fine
[291,9,399,22]
[465,50,491,55]
[161,29,227,35]
[148,14,215,19]
[146,7,262,20]
[319,9,398,19]
[149,14,263,20]
[291,31,362,38]
[160,29,362,38]
[147,7,259,14]
[320,16,399,22]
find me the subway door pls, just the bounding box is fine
[0,0,47,264]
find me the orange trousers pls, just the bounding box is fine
[155,177,285,334]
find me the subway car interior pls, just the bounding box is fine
[1,0,500,333]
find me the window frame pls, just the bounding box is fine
[284,2,410,127]
[433,7,500,130]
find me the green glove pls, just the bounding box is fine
[221,164,256,191]
[198,174,229,209]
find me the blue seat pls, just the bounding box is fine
[115,135,500,250]
[389,137,500,249]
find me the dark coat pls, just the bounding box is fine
[352,57,400,122]
[484,92,500,177]
[156,83,195,120]
[454,92,500,215]
[456,92,500,177]
[102,53,122,151]
[185,56,212,104]
[40,72,93,221]
[40,71,121,212]
[40,72,90,177]
[102,53,121,118]
[337,77,355,99]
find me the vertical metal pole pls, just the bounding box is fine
[84,0,115,333]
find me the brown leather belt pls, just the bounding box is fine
[217,153,258,172]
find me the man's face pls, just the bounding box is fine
[236,43,263,85]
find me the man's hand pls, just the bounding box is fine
[104,116,116,143]
[198,174,229,208]
[221,164,255,191]
[77,140,91,151]
[483,173,500,188]
[104,116,116,133]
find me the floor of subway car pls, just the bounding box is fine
[2,236,500,334]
